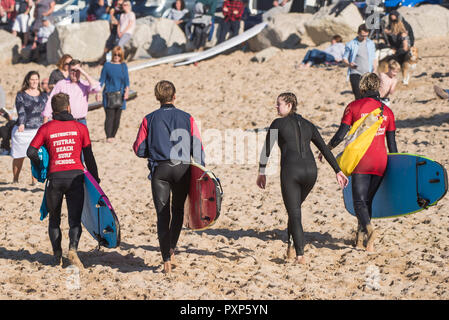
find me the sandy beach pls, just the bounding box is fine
[0,35,448,300]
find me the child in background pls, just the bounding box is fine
[378,60,400,106]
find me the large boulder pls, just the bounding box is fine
[126,17,187,60]
[304,3,363,46]
[47,20,110,64]
[398,5,449,40]
[248,13,314,51]
[0,30,21,64]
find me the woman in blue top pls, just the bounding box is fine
[98,46,130,143]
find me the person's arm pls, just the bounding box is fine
[386,131,398,153]
[83,145,100,183]
[133,116,150,158]
[27,146,41,169]
[401,32,409,52]
[342,43,356,69]
[43,0,55,16]
[43,81,60,122]
[73,65,101,93]
[123,64,130,100]
[327,123,351,150]
[311,124,349,188]
[257,120,279,189]
[15,93,26,132]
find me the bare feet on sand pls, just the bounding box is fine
[365,225,377,253]
[163,261,172,275]
[286,246,295,260]
[68,249,84,270]
[295,256,307,265]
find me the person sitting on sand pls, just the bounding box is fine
[378,60,400,106]
[257,92,348,265]
[322,73,398,252]
[27,93,100,268]
[133,80,205,275]
[299,35,345,68]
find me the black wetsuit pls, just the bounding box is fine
[151,161,190,262]
[327,91,398,232]
[27,112,100,254]
[259,113,341,256]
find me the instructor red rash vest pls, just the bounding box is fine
[30,120,91,174]
[341,97,396,176]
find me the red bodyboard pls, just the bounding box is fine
[184,163,223,230]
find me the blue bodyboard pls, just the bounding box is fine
[81,170,120,248]
[343,153,448,219]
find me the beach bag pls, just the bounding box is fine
[105,63,125,109]
[336,106,384,176]
[106,91,123,109]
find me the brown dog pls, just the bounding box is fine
[377,46,419,85]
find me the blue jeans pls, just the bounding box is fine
[302,49,335,66]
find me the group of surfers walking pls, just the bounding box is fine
[25,72,396,273]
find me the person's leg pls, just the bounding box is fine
[12,157,24,182]
[352,173,378,251]
[168,164,190,255]
[281,167,306,262]
[350,73,362,100]
[151,166,173,265]
[104,108,115,139]
[218,21,230,44]
[117,33,131,49]
[230,20,240,39]
[46,178,65,261]
[111,108,122,138]
[65,175,84,251]
[301,50,313,65]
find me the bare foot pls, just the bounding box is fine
[170,249,177,266]
[67,249,84,270]
[286,246,295,260]
[355,228,365,249]
[295,255,307,265]
[366,225,377,253]
[163,261,172,275]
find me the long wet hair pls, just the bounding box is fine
[20,71,41,93]
[277,92,297,114]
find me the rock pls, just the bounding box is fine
[398,5,449,41]
[0,30,21,64]
[47,20,110,64]
[251,47,281,63]
[127,17,186,60]
[304,3,363,46]
[248,13,314,51]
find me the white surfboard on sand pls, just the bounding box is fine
[174,22,268,67]
[127,52,199,72]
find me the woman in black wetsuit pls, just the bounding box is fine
[257,92,348,264]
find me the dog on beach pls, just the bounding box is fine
[378,46,419,85]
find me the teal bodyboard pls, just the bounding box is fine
[343,153,448,219]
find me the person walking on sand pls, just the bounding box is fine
[321,73,398,252]
[27,93,100,268]
[42,59,101,126]
[342,24,377,100]
[378,60,400,106]
[257,92,348,265]
[133,80,205,275]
